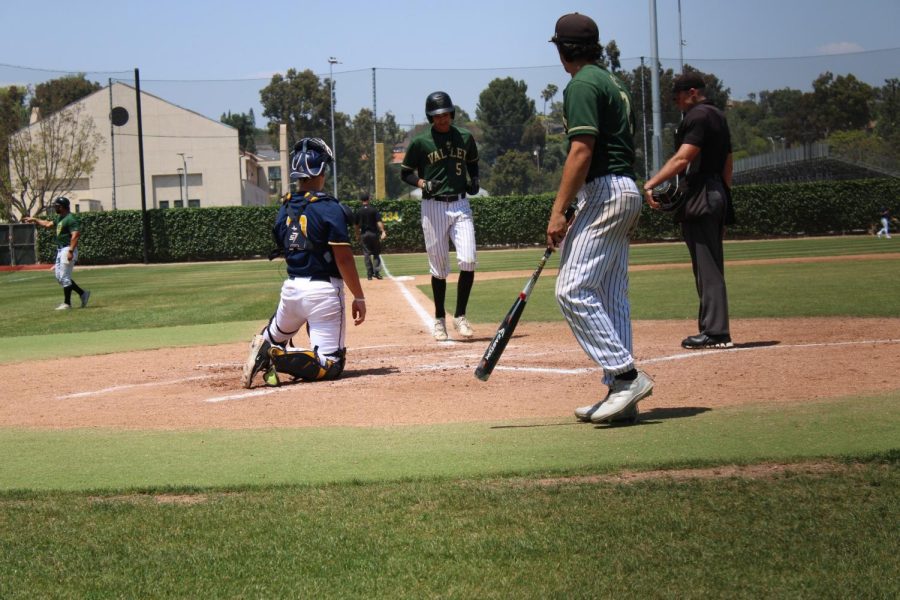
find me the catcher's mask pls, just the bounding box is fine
[425,91,455,123]
[290,137,334,180]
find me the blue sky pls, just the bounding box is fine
[2,0,898,128]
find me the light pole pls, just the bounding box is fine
[177,153,191,206]
[328,57,340,198]
[176,168,184,205]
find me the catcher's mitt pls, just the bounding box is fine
[651,179,686,212]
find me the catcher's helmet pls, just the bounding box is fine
[290,137,334,180]
[52,196,71,209]
[425,91,455,123]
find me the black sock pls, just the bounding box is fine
[431,276,446,319]
[454,270,474,318]
[70,281,84,296]
[616,368,638,381]
[63,286,73,305]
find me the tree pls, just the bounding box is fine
[475,78,536,161]
[259,69,334,148]
[0,86,28,221]
[1,103,104,220]
[221,109,257,153]
[874,78,900,143]
[540,84,558,116]
[30,74,101,116]
[811,72,874,137]
[487,150,539,196]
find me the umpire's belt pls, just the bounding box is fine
[431,193,465,202]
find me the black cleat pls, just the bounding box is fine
[681,333,733,349]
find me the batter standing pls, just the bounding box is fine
[400,91,480,341]
[241,138,366,388]
[23,196,91,310]
[546,13,653,424]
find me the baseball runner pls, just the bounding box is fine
[22,196,91,310]
[547,13,653,424]
[400,91,480,341]
[354,191,387,280]
[241,138,366,388]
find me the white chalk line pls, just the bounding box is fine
[57,375,217,399]
[380,256,465,343]
[55,336,900,404]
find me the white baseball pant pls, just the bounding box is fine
[556,174,642,386]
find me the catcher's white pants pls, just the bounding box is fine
[421,197,476,278]
[264,277,346,356]
[876,217,891,238]
[54,246,77,287]
[556,175,642,386]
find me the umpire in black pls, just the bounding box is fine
[354,192,386,280]
[643,71,735,349]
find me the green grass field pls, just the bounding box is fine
[1,236,898,597]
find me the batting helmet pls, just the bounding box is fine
[290,137,334,180]
[52,196,71,209]
[425,91,455,123]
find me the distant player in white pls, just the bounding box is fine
[546,13,654,424]
[401,91,481,341]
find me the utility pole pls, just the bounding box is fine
[648,0,663,174]
[328,57,340,198]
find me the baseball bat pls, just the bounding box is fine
[474,247,553,381]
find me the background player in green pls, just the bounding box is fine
[23,196,91,310]
[400,91,480,341]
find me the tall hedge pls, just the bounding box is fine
[35,178,899,264]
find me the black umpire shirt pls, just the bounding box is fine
[675,99,732,187]
[356,204,381,235]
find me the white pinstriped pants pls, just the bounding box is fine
[556,175,642,386]
[421,198,476,278]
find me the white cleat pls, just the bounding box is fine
[453,315,474,338]
[590,371,654,424]
[433,318,449,342]
[55,303,71,310]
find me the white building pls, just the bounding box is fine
[14,82,272,213]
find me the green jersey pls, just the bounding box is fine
[563,64,636,181]
[53,213,80,248]
[401,124,479,196]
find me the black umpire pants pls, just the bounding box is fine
[681,180,730,337]
[361,231,382,276]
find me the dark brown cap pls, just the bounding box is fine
[550,13,599,45]
[672,72,707,93]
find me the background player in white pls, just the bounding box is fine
[241,138,366,388]
[546,13,654,424]
[400,91,480,341]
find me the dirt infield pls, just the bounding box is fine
[2,267,899,430]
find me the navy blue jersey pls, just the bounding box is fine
[273,191,353,280]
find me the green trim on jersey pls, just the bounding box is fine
[53,213,80,248]
[401,124,479,196]
[563,64,636,180]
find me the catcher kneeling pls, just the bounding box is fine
[241,137,367,389]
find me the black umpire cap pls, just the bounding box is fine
[550,13,599,45]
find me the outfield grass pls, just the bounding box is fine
[1,454,896,599]
[1,236,898,596]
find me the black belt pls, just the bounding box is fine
[431,194,465,202]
